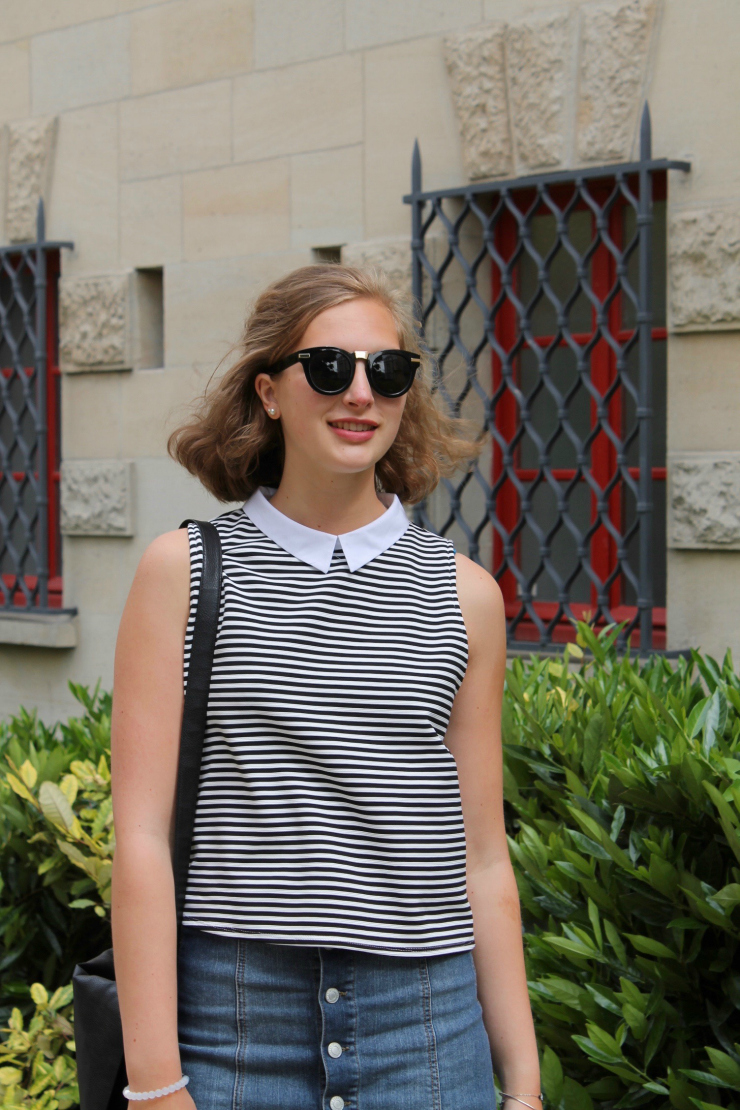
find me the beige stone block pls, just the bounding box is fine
[116,0,171,11]
[345,0,483,50]
[667,333,740,453]
[649,0,740,205]
[62,371,123,460]
[120,365,207,458]
[668,205,740,331]
[254,0,343,68]
[120,176,183,268]
[47,103,119,274]
[0,41,31,125]
[667,549,740,658]
[291,146,363,250]
[0,0,119,43]
[444,23,511,181]
[668,452,740,550]
[120,81,231,180]
[31,15,130,116]
[183,159,290,261]
[61,459,135,536]
[165,251,310,369]
[233,55,361,161]
[576,0,656,164]
[0,611,78,649]
[5,117,57,243]
[507,12,571,172]
[131,0,252,96]
[134,455,239,540]
[364,36,465,238]
[0,644,82,724]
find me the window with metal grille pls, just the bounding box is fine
[406,107,689,651]
[0,204,71,612]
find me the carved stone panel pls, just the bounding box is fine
[443,23,512,181]
[668,206,740,331]
[507,13,570,171]
[5,117,57,243]
[342,237,414,297]
[59,274,130,372]
[61,459,134,537]
[669,453,740,550]
[576,0,656,163]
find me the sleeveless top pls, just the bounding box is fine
[182,487,475,957]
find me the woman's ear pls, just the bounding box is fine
[253,372,280,417]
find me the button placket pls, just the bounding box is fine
[318,948,358,1110]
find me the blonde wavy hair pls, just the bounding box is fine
[168,264,482,505]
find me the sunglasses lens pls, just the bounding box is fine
[370,352,415,396]
[307,348,354,393]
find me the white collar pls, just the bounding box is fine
[242,486,410,573]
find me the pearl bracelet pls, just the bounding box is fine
[123,1075,190,1101]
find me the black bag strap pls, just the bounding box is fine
[172,519,222,931]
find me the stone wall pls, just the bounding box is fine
[0,0,739,718]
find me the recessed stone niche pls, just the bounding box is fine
[60,269,164,373]
[61,459,135,537]
[668,453,740,550]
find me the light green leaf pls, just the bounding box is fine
[19,760,38,789]
[39,781,76,833]
[30,983,48,1007]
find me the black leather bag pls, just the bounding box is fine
[72,520,222,1110]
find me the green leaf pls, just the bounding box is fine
[541,1045,564,1105]
[604,919,628,965]
[705,1047,740,1089]
[38,781,76,833]
[626,934,679,960]
[30,982,49,1006]
[621,1002,647,1040]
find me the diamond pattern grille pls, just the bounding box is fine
[0,203,70,612]
[405,108,689,650]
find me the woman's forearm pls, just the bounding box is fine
[468,858,540,1091]
[111,835,182,1089]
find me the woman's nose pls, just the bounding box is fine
[344,359,373,406]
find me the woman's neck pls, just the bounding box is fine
[267,466,388,535]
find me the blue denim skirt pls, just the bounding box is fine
[178,927,495,1110]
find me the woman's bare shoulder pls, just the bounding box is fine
[454,551,506,655]
[126,529,191,615]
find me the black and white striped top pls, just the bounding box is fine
[182,487,475,956]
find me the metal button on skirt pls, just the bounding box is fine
[178,927,495,1110]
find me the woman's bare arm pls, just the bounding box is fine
[445,553,541,1097]
[110,528,195,1105]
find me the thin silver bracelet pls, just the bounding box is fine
[123,1075,190,1101]
[502,1093,543,1110]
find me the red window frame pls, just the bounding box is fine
[491,175,666,649]
[0,248,62,609]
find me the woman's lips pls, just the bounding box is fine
[328,421,378,442]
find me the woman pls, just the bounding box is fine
[110,265,541,1110]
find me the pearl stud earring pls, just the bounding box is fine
[268,407,276,416]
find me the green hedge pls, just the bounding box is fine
[0,627,738,1110]
[505,626,740,1110]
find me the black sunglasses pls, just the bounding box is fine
[268,347,420,398]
